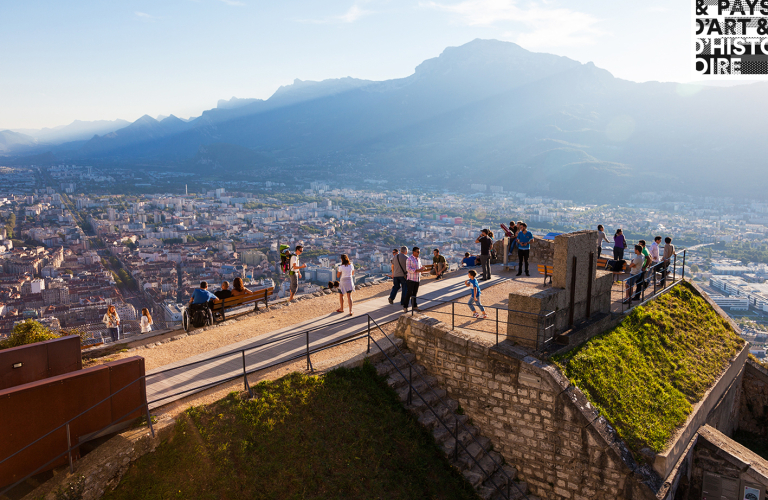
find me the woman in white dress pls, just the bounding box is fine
[140,308,153,333]
[335,254,355,316]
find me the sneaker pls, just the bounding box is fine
[403,307,409,313]
[472,312,479,318]
[480,313,487,319]
[413,307,422,312]
[388,298,394,304]
[525,272,530,277]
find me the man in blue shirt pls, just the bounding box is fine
[462,252,479,267]
[516,223,534,277]
[190,281,219,305]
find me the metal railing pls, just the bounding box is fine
[617,249,686,313]
[1,308,529,499]
[74,319,183,346]
[368,316,529,500]
[404,296,556,350]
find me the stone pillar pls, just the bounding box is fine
[553,230,598,327]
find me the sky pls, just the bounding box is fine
[1,0,693,130]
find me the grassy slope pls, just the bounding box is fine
[104,363,480,500]
[554,282,744,452]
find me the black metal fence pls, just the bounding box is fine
[617,249,687,313]
[1,310,530,499]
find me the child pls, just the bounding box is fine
[465,270,486,319]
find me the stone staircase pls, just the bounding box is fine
[373,351,539,500]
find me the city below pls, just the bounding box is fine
[2,162,768,353]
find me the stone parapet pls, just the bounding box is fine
[394,314,658,500]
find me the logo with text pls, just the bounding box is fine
[694,0,768,76]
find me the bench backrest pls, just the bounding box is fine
[537,264,554,273]
[213,287,274,310]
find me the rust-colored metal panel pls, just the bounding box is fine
[108,357,146,423]
[0,336,82,391]
[0,357,146,488]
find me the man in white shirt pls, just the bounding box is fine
[289,245,306,303]
[649,236,661,264]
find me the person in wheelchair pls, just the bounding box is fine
[185,281,219,330]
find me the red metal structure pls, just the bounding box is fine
[0,335,82,391]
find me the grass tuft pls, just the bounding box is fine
[554,282,744,452]
[104,361,480,500]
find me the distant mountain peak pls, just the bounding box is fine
[217,97,262,110]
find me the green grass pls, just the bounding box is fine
[104,362,480,500]
[554,282,744,453]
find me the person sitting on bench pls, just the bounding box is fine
[190,281,219,306]
[231,277,252,297]
[215,281,233,300]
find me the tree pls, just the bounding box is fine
[0,320,58,350]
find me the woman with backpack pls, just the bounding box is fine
[336,254,356,316]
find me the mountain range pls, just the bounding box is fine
[3,39,767,200]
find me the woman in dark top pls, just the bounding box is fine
[475,229,494,280]
[613,229,627,260]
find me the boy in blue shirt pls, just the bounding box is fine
[465,270,486,319]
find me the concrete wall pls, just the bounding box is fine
[739,359,768,437]
[394,314,656,500]
[506,230,613,349]
[687,425,768,500]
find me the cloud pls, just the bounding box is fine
[134,11,157,22]
[297,3,372,24]
[423,0,605,48]
[218,0,246,6]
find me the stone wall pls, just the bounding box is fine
[739,358,768,437]
[394,314,657,500]
[687,425,768,500]
[501,238,555,265]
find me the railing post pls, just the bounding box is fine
[407,365,413,405]
[145,403,155,437]
[453,419,459,461]
[242,350,253,398]
[682,250,686,280]
[367,315,371,354]
[66,423,74,473]
[586,252,594,319]
[495,308,499,346]
[452,302,454,330]
[673,253,677,283]
[306,331,313,372]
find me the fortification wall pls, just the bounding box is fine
[394,314,656,500]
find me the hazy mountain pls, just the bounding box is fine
[15,39,768,199]
[13,119,130,145]
[0,130,37,153]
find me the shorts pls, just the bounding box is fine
[290,273,298,294]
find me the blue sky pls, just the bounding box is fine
[1,0,690,129]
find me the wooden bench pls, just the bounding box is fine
[211,287,274,321]
[597,257,628,283]
[537,264,554,285]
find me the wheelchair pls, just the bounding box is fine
[182,302,214,332]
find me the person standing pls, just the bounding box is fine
[431,248,447,280]
[140,308,153,334]
[402,247,426,313]
[336,254,356,315]
[625,245,646,303]
[465,270,486,319]
[613,229,627,260]
[389,246,408,305]
[661,237,675,286]
[597,225,610,258]
[516,223,533,277]
[289,245,306,303]
[103,305,120,342]
[638,240,651,272]
[649,236,662,264]
[475,229,493,280]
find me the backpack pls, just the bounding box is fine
[279,245,292,274]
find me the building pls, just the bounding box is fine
[710,294,750,311]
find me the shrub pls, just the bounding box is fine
[0,320,59,350]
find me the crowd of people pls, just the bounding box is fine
[178,225,677,330]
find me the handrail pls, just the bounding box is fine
[4,305,529,499]
[616,248,686,313]
[368,316,529,500]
